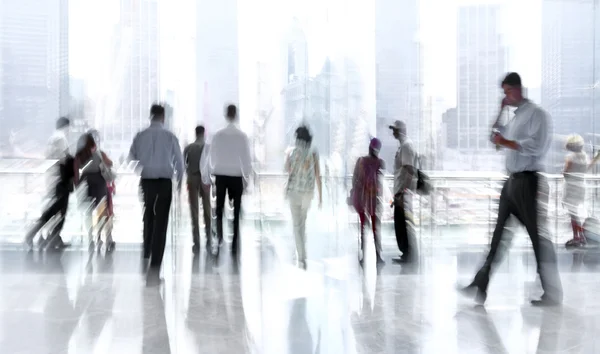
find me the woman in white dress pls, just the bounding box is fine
[563,134,588,248]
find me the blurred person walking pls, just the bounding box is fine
[389,120,417,263]
[460,72,563,306]
[183,125,212,254]
[74,131,116,252]
[24,117,73,250]
[129,104,184,270]
[207,104,252,256]
[350,137,385,265]
[285,125,323,268]
[562,134,588,248]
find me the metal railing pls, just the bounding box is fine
[0,159,599,246]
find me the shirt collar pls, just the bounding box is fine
[514,99,530,115]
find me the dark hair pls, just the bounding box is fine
[226,104,237,120]
[295,126,312,144]
[195,125,205,136]
[150,104,165,119]
[75,133,96,165]
[501,72,522,87]
[56,117,70,129]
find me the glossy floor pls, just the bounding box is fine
[1,237,600,353]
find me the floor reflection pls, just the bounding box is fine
[0,241,599,353]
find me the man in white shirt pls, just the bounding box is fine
[207,104,252,255]
[25,117,73,250]
[390,120,417,263]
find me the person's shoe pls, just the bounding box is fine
[47,236,71,251]
[531,298,561,307]
[565,239,583,248]
[376,256,386,265]
[457,283,487,305]
[37,237,48,250]
[192,244,200,255]
[106,241,116,253]
[24,238,34,251]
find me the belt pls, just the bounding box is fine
[510,171,538,178]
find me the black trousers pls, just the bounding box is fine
[215,175,243,251]
[140,179,172,267]
[472,172,563,301]
[394,196,412,258]
[26,184,70,243]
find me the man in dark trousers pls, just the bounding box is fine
[129,104,184,269]
[460,72,563,306]
[183,125,212,254]
[207,104,252,256]
[24,117,73,251]
[389,120,416,263]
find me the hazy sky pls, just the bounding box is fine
[69,0,543,107]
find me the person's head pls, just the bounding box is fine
[195,125,205,139]
[56,117,70,131]
[295,125,312,146]
[225,104,237,122]
[150,104,165,122]
[87,129,100,146]
[501,72,524,107]
[369,137,382,157]
[388,120,407,140]
[566,134,584,153]
[75,132,97,163]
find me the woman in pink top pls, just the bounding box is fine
[351,138,385,265]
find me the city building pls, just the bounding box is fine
[99,0,160,158]
[0,0,69,156]
[455,4,507,171]
[542,0,598,172]
[375,0,423,171]
[196,0,239,137]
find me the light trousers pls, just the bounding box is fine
[289,191,313,262]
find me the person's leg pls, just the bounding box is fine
[141,180,157,258]
[372,214,384,261]
[199,183,212,248]
[46,189,71,249]
[150,180,173,268]
[462,179,513,303]
[297,194,311,261]
[214,176,227,246]
[230,176,244,253]
[24,193,65,247]
[516,175,562,304]
[393,198,405,256]
[289,193,306,263]
[358,212,367,257]
[187,175,201,248]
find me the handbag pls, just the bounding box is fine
[415,156,431,196]
[97,151,116,183]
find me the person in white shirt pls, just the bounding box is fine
[207,104,252,255]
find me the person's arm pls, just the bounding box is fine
[399,144,416,193]
[563,157,573,175]
[128,133,139,161]
[173,136,185,188]
[183,145,189,168]
[284,149,293,173]
[73,158,80,186]
[351,157,361,188]
[314,152,322,207]
[495,109,551,156]
[100,151,113,168]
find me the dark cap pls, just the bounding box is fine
[56,117,70,129]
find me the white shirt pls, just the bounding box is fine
[496,100,552,173]
[46,130,69,159]
[393,138,417,194]
[208,123,253,179]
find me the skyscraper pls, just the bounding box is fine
[0,0,69,155]
[196,0,239,136]
[375,0,423,170]
[542,0,596,137]
[456,5,507,162]
[100,0,160,157]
